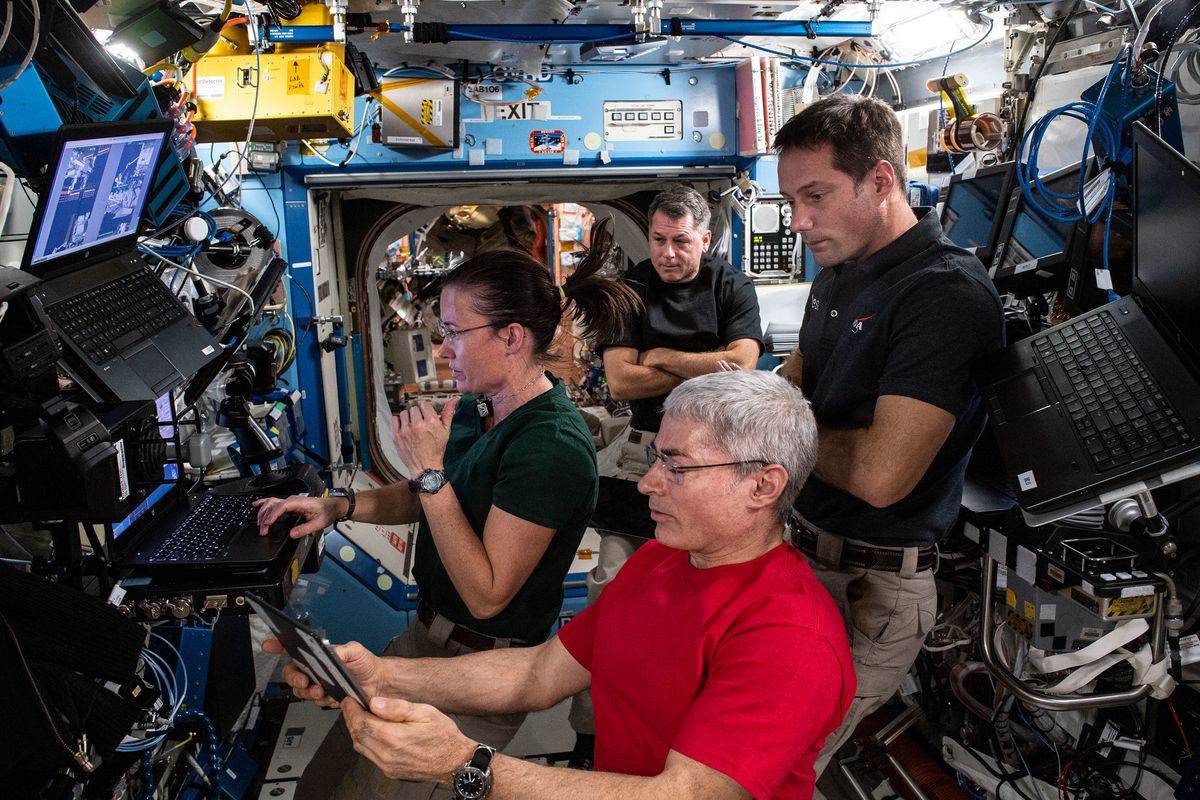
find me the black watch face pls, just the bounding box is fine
[454,766,490,799]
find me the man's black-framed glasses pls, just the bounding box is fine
[645,445,767,485]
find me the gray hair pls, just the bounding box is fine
[663,370,817,521]
[648,184,712,232]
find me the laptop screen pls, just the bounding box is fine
[940,163,1011,258]
[990,161,1088,283]
[23,120,171,278]
[1133,123,1200,369]
[111,391,180,543]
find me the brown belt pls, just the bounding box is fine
[416,598,534,651]
[795,524,937,573]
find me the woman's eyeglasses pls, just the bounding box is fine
[435,321,495,341]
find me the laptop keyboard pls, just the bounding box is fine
[147,494,258,562]
[1036,311,1193,472]
[47,270,185,364]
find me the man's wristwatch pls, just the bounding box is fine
[329,487,355,521]
[452,743,496,800]
[408,468,448,495]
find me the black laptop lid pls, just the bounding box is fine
[21,119,172,281]
[941,161,1012,260]
[1132,122,1200,371]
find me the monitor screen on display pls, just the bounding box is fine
[940,162,1012,262]
[24,122,168,273]
[989,162,1091,292]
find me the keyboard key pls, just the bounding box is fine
[1048,362,1075,397]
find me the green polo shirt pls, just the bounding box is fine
[413,376,598,643]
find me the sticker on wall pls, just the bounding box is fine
[530,129,566,154]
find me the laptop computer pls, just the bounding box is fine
[988,160,1093,296]
[981,122,1200,524]
[940,161,1013,267]
[107,391,304,571]
[21,119,221,403]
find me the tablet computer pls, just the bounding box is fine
[247,594,371,707]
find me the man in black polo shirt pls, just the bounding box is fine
[775,95,1004,774]
[567,185,763,756]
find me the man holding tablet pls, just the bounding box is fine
[265,371,854,800]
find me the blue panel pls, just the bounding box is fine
[293,530,414,651]
[382,20,873,40]
[174,625,214,713]
[281,170,330,463]
[753,154,781,194]
[296,534,597,647]
[281,64,739,171]
[266,25,336,42]
[0,68,63,175]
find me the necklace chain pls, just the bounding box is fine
[488,370,544,406]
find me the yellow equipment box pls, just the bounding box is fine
[191,45,355,142]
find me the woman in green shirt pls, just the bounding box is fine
[257,219,638,800]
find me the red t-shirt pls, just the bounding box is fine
[558,541,855,799]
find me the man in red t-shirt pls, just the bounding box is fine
[268,370,854,800]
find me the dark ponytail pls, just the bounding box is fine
[441,216,641,359]
[561,217,641,345]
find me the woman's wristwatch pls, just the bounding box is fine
[329,487,356,521]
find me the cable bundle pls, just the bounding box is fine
[1016,43,1134,300]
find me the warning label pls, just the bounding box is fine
[1104,595,1156,619]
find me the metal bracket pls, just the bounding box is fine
[979,554,1163,710]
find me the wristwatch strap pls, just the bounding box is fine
[332,488,356,521]
[467,743,496,772]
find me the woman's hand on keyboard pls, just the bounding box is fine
[253,495,338,538]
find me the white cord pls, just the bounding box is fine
[0,1,15,65]
[230,0,262,208]
[0,159,14,238]
[0,0,38,93]
[300,97,377,167]
[139,247,257,317]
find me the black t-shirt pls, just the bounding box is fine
[602,254,763,431]
[795,209,1005,547]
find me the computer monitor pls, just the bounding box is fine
[988,161,1092,294]
[22,120,169,278]
[1132,121,1200,370]
[940,162,1013,265]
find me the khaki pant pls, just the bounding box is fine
[295,614,528,800]
[792,520,937,777]
[567,425,653,735]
